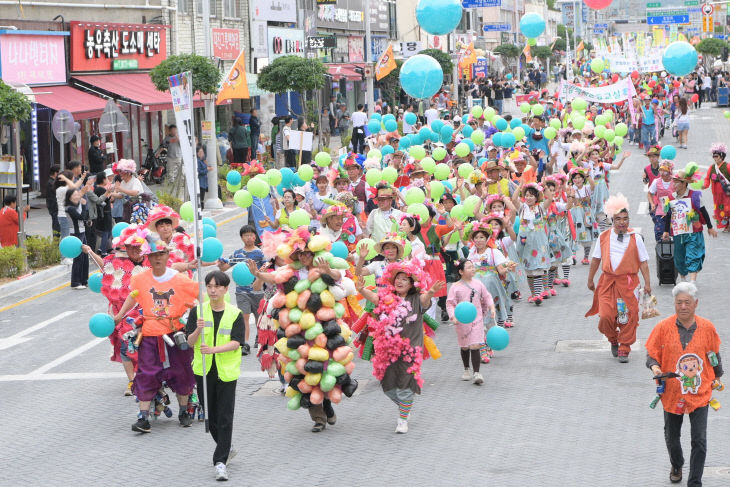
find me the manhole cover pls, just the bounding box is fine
[555,339,642,352]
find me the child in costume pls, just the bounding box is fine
[569,167,597,264]
[703,142,730,232]
[484,212,522,327]
[446,259,495,385]
[467,221,510,329]
[547,173,575,286]
[543,176,574,295]
[515,183,553,305]
[647,161,674,241]
[355,259,445,434]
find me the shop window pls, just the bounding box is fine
[223,0,239,18]
[196,0,216,17]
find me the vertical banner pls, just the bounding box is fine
[168,72,198,204]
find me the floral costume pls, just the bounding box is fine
[570,185,598,244]
[468,246,509,325]
[516,204,552,271]
[703,158,730,230]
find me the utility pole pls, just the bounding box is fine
[202,0,222,209]
[14,121,27,272]
[514,0,521,83]
[365,0,375,116]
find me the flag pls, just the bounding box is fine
[576,40,584,56]
[462,42,477,66]
[549,39,556,51]
[375,43,397,81]
[523,44,532,63]
[216,49,249,105]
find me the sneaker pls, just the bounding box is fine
[72,285,86,290]
[581,258,589,265]
[178,410,193,427]
[311,422,326,432]
[481,355,491,364]
[549,288,557,296]
[215,462,229,481]
[553,278,563,286]
[540,290,550,300]
[562,279,570,287]
[669,465,682,483]
[125,381,133,396]
[511,291,522,301]
[227,447,238,465]
[327,413,337,425]
[461,369,472,381]
[610,343,619,358]
[473,372,484,385]
[503,321,514,328]
[395,418,408,434]
[618,351,629,363]
[279,383,286,394]
[132,416,151,433]
[241,343,250,356]
[62,258,73,265]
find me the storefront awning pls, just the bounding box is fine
[31,85,108,120]
[327,64,363,81]
[71,73,205,112]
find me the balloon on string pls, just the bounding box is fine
[288,209,311,228]
[590,58,605,74]
[232,263,255,287]
[247,176,270,198]
[584,0,612,8]
[544,127,557,140]
[691,93,699,103]
[509,119,522,129]
[434,163,450,180]
[297,164,314,182]
[486,325,509,350]
[382,144,394,156]
[492,132,503,147]
[463,139,475,152]
[471,129,485,145]
[454,302,477,323]
[409,145,426,160]
[179,201,194,222]
[527,37,537,46]
[572,115,586,130]
[660,145,677,160]
[440,124,454,140]
[112,222,129,238]
[531,104,544,116]
[59,236,82,259]
[226,182,241,193]
[368,149,382,162]
[405,187,426,205]
[662,41,698,77]
[519,13,545,38]
[89,313,115,338]
[463,194,481,217]
[366,168,382,186]
[455,143,470,158]
[226,170,242,186]
[405,111,417,125]
[506,73,513,80]
[203,224,217,239]
[725,111,730,119]
[358,238,378,260]
[382,113,395,122]
[88,273,103,293]
[614,122,628,137]
[484,107,496,120]
[421,157,436,174]
[471,105,483,118]
[234,189,253,208]
[367,119,381,134]
[495,117,508,131]
[520,102,531,113]
[603,128,615,141]
[330,241,349,260]
[407,203,430,223]
[399,54,443,99]
[382,166,398,184]
[314,151,331,168]
[202,237,224,262]
[415,0,463,35]
[594,125,606,139]
[512,126,525,140]
[462,124,474,138]
[371,113,382,121]
[613,136,624,147]
[432,147,447,161]
[501,132,516,148]
[429,180,445,201]
[450,204,467,222]
[398,137,412,150]
[419,126,432,140]
[458,163,474,178]
[280,167,295,187]
[431,119,444,134]
[571,97,587,111]
[384,119,398,132]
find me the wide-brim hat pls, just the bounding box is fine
[484,212,508,227]
[145,205,180,230]
[381,258,431,291]
[374,232,405,259]
[145,235,172,255]
[320,204,352,228]
[645,145,661,157]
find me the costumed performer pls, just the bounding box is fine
[515,182,553,305]
[144,205,197,274]
[702,143,730,232]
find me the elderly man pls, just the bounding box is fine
[645,282,723,486]
[586,194,651,363]
[365,183,402,243]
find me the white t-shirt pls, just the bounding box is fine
[121,177,144,196]
[424,108,439,127]
[468,247,507,266]
[283,126,291,150]
[408,237,426,260]
[592,230,649,271]
[351,111,368,128]
[56,185,69,218]
[648,178,672,195]
[402,114,414,134]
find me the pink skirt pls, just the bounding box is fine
[456,320,484,348]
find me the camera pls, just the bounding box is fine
[173,331,189,350]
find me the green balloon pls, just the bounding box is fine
[484,107,495,119]
[407,202,429,222]
[520,102,531,114]
[528,37,537,46]
[614,122,628,137]
[226,182,241,193]
[450,204,467,222]
[366,168,382,186]
[314,151,332,167]
[434,163,450,181]
[595,114,608,126]
[267,168,282,186]
[403,240,412,258]
[455,143,470,158]
[319,373,337,392]
[543,127,557,140]
[382,166,398,184]
[590,58,604,74]
[603,128,615,141]
[298,164,314,182]
[571,97,587,111]
[572,116,586,130]
[432,147,447,161]
[368,148,382,161]
[471,129,485,145]
[288,209,311,228]
[463,195,481,217]
[549,118,561,130]
[358,237,377,260]
[234,189,253,208]
[594,125,606,139]
[531,104,544,116]
[613,136,624,147]
[512,127,525,141]
[429,180,444,201]
[409,145,426,160]
[421,157,436,174]
[458,163,474,178]
[471,105,483,118]
[604,109,614,120]
[287,393,301,411]
[179,201,194,222]
[247,177,269,199]
[405,187,426,205]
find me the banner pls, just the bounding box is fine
[558,78,637,104]
[168,72,198,207]
[462,41,477,66]
[375,43,396,80]
[216,49,250,105]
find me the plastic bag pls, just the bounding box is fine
[639,289,660,320]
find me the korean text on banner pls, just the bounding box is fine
[168,72,199,207]
[216,49,250,105]
[375,43,396,80]
[558,78,638,122]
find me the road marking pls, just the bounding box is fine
[29,337,106,375]
[637,202,649,215]
[0,310,77,350]
[0,370,269,382]
[643,184,649,193]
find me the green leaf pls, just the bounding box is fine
[0,80,32,123]
[149,54,221,94]
[417,49,454,74]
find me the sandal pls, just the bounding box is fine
[311,423,326,432]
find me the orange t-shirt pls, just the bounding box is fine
[131,269,199,336]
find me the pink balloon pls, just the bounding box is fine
[584,0,612,9]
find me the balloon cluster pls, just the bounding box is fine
[269,235,359,410]
[520,13,545,46]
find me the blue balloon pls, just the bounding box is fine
[399,137,412,149]
[502,133,516,148]
[384,119,398,132]
[405,112,417,125]
[662,41,698,77]
[112,222,129,238]
[440,124,454,140]
[495,117,508,131]
[382,144,395,156]
[454,302,477,323]
[431,119,444,134]
[513,217,520,235]
[399,54,443,99]
[202,217,217,228]
[464,139,475,151]
[383,113,395,122]
[232,262,255,287]
[478,157,488,164]
[486,325,510,351]
[330,241,349,260]
[368,119,382,134]
[492,132,503,147]
[203,223,217,239]
[462,125,474,138]
[520,13,545,39]
[462,114,469,124]
[59,236,82,259]
[440,135,452,144]
[416,0,463,35]
[510,119,522,129]
[280,167,295,187]
[88,273,103,293]
[226,170,241,186]
[89,313,115,338]
[660,145,677,160]
[202,237,224,262]
[291,174,306,187]
[371,113,382,121]
[442,181,453,191]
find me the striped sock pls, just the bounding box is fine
[583,246,591,259]
[397,399,413,420]
[562,264,570,280]
[507,310,513,323]
[533,275,544,296]
[479,343,490,361]
[547,269,556,289]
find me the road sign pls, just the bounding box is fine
[462,0,501,7]
[483,23,512,32]
[647,2,661,7]
[51,110,75,170]
[594,23,609,28]
[702,3,713,15]
[647,7,690,24]
[685,0,698,5]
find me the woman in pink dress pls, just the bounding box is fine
[446,259,495,386]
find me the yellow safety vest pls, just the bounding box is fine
[487,178,510,196]
[192,302,242,382]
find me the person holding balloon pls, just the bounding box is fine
[65,188,91,290]
[144,205,196,274]
[446,259,495,386]
[467,221,511,328]
[703,143,730,233]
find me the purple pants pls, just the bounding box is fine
[132,335,195,401]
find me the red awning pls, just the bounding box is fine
[71,73,204,112]
[31,85,108,120]
[327,64,362,81]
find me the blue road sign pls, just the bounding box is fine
[483,23,512,32]
[463,0,501,7]
[647,15,689,24]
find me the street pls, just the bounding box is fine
[1,106,730,486]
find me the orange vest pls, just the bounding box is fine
[586,230,641,319]
[645,315,721,414]
[131,269,199,336]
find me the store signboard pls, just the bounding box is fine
[267,27,304,61]
[212,28,240,60]
[0,32,67,85]
[250,0,297,22]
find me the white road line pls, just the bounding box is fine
[0,370,270,382]
[0,310,77,351]
[637,202,649,215]
[643,184,649,193]
[29,337,106,375]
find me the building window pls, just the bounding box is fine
[388,2,397,39]
[196,0,216,17]
[223,0,238,18]
[177,0,189,14]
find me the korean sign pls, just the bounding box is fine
[557,78,638,104]
[0,32,67,85]
[267,27,304,61]
[212,28,240,60]
[69,21,166,72]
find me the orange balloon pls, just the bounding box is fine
[314,333,328,348]
[328,386,342,404]
[278,308,290,327]
[297,381,313,394]
[284,372,293,382]
[310,386,324,405]
[285,324,302,338]
[345,361,355,375]
[295,358,307,375]
[297,344,310,359]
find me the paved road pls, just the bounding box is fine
[1,107,730,486]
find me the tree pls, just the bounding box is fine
[418,48,454,74]
[149,53,221,94]
[696,37,727,58]
[493,43,520,61]
[532,46,553,60]
[257,56,327,116]
[552,37,567,52]
[0,80,32,123]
